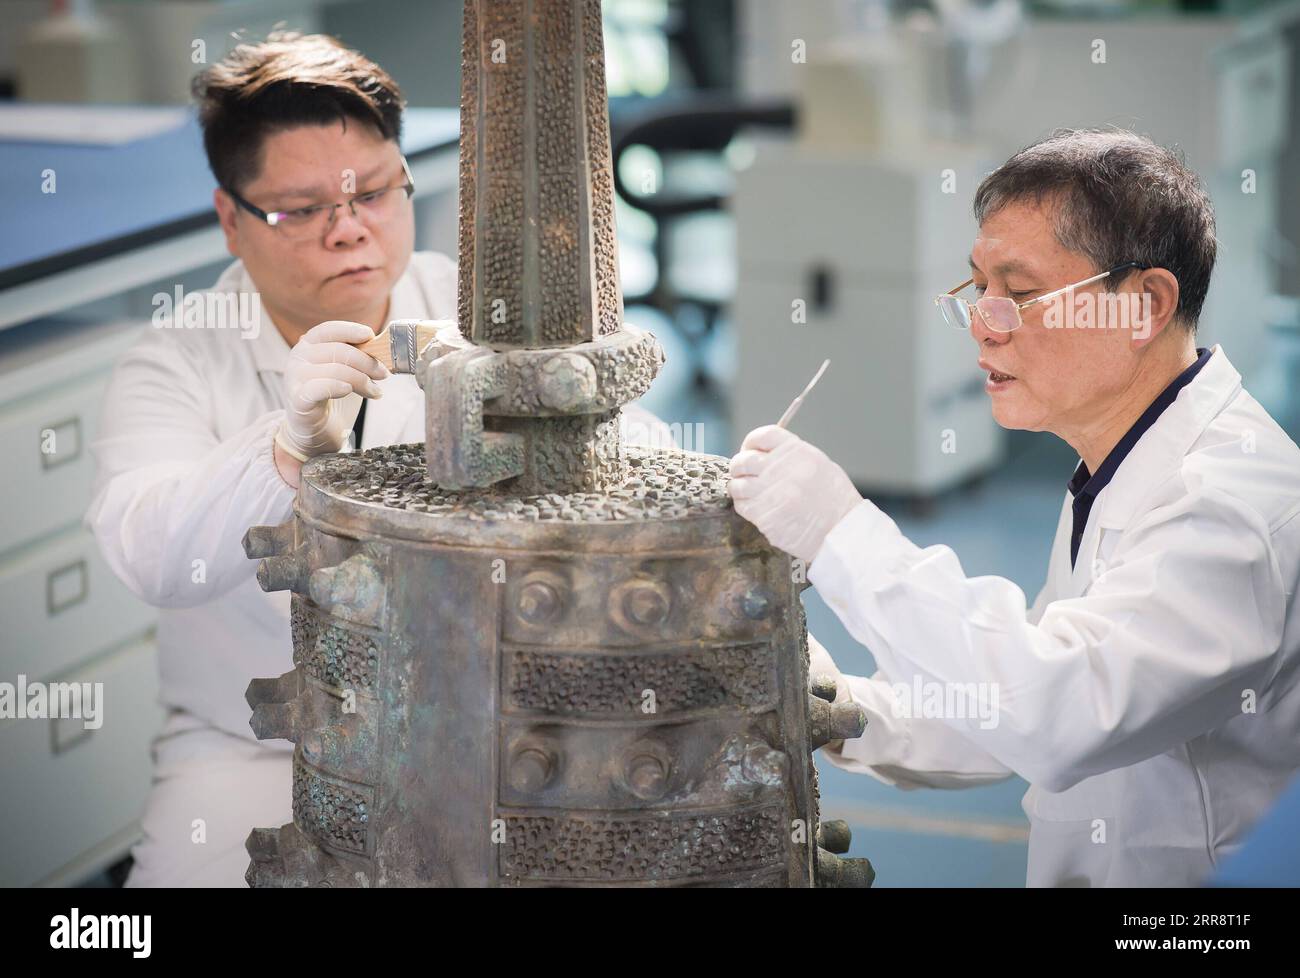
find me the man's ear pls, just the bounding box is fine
[213,187,240,258]
[1129,267,1179,348]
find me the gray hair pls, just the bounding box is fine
[973,128,1217,331]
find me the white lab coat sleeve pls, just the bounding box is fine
[808,492,1287,794]
[85,337,296,609]
[812,632,1017,790]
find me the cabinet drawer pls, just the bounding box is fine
[0,636,162,887]
[0,374,111,553]
[0,524,157,682]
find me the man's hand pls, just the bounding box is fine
[728,424,863,562]
[275,320,389,480]
[809,634,851,706]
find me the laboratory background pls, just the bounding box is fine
[1,0,1298,889]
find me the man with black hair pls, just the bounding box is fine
[86,31,664,887]
[733,130,1300,887]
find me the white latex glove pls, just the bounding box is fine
[808,633,851,705]
[276,320,390,462]
[727,424,863,563]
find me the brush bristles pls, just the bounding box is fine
[354,323,439,373]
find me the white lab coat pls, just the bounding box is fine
[87,253,457,747]
[813,345,1300,887]
[85,251,671,885]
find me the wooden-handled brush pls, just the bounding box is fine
[355,319,458,374]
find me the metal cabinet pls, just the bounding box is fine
[0,318,161,886]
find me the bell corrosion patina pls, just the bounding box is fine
[241,0,871,888]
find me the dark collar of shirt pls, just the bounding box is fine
[1067,347,1212,570]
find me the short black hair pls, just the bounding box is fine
[191,30,405,194]
[973,128,1217,331]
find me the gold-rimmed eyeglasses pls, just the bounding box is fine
[935,262,1143,332]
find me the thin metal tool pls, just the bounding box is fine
[776,358,830,429]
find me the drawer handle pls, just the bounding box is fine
[809,264,835,314]
[51,713,95,755]
[39,416,82,471]
[46,559,88,616]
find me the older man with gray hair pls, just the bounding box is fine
[728,129,1300,887]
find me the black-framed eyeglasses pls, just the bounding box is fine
[224,156,416,240]
[936,261,1145,332]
